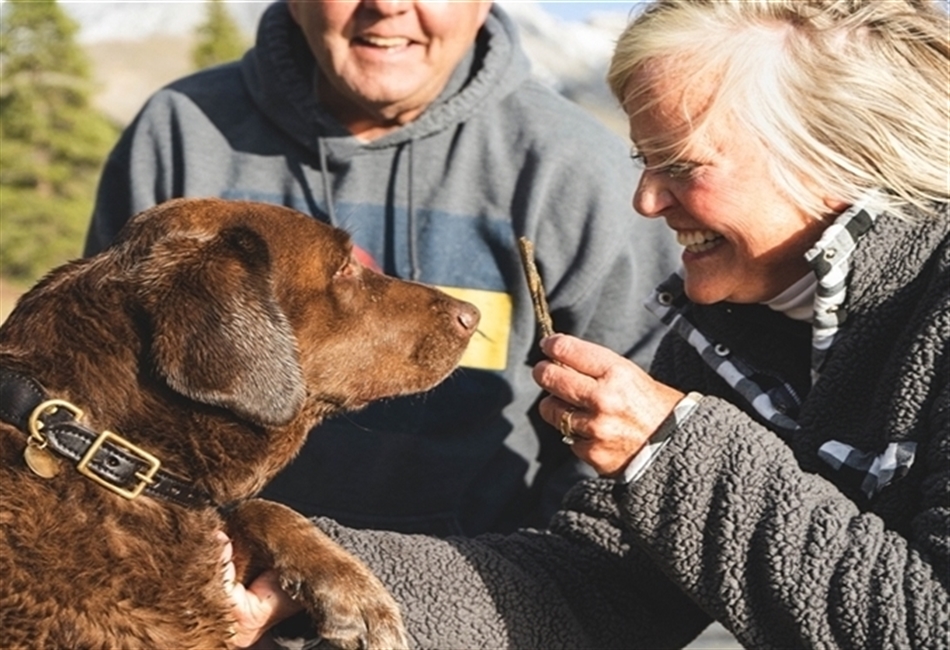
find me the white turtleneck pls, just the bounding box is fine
[763,273,817,322]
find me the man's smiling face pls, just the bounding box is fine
[289,0,491,134]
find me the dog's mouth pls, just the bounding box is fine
[415,297,479,372]
[324,305,477,409]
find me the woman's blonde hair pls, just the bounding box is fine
[608,0,950,219]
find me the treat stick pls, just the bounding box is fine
[517,236,555,339]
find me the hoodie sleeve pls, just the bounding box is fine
[317,478,711,650]
[84,58,251,257]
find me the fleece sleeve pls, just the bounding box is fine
[318,477,711,650]
[619,394,950,649]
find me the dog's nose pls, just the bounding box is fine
[455,301,480,334]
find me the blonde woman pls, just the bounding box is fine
[229,2,949,647]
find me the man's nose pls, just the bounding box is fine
[361,0,411,16]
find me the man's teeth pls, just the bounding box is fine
[676,229,722,252]
[361,35,409,48]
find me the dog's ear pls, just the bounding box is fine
[145,226,306,427]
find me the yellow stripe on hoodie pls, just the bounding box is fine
[436,286,512,371]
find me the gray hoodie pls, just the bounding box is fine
[84,2,680,535]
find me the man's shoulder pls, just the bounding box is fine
[158,61,246,102]
[488,79,628,157]
[131,60,250,127]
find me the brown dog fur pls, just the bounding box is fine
[0,198,479,649]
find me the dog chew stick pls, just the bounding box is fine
[517,236,555,339]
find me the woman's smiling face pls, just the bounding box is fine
[626,64,832,305]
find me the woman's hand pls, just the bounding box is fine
[217,532,303,649]
[533,334,684,477]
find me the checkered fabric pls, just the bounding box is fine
[818,439,918,499]
[645,273,801,431]
[805,198,877,384]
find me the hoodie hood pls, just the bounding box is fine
[242,1,531,155]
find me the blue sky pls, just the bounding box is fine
[539,1,637,23]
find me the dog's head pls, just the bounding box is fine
[111,198,479,429]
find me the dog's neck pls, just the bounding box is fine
[0,262,320,506]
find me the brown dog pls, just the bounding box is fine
[0,198,479,649]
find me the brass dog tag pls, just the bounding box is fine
[24,443,61,479]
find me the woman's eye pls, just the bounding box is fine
[663,161,700,179]
[632,149,700,179]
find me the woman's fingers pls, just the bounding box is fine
[540,334,628,379]
[534,334,649,409]
[214,531,303,648]
[532,358,595,406]
[533,334,685,476]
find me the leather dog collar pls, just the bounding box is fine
[0,368,212,508]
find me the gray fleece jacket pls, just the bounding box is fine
[318,206,950,649]
[83,2,679,535]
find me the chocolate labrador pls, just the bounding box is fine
[0,198,479,649]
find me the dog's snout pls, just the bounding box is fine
[454,301,480,335]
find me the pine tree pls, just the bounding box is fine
[192,0,247,70]
[0,0,119,283]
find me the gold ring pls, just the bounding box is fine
[559,406,576,445]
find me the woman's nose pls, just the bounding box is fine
[633,170,676,218]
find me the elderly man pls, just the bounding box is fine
[84,0,678,537]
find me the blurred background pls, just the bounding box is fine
[0,3,738,645]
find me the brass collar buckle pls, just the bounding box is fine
[76,429,162,500]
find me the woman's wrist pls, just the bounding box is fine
[621,391,704,483]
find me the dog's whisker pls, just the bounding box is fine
[474,328,493,342]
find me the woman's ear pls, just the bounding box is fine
[822,197,850,214]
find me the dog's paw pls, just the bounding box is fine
[279,568,409,650]
[226,500,410,650]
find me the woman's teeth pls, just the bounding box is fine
[677,229,723,253]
